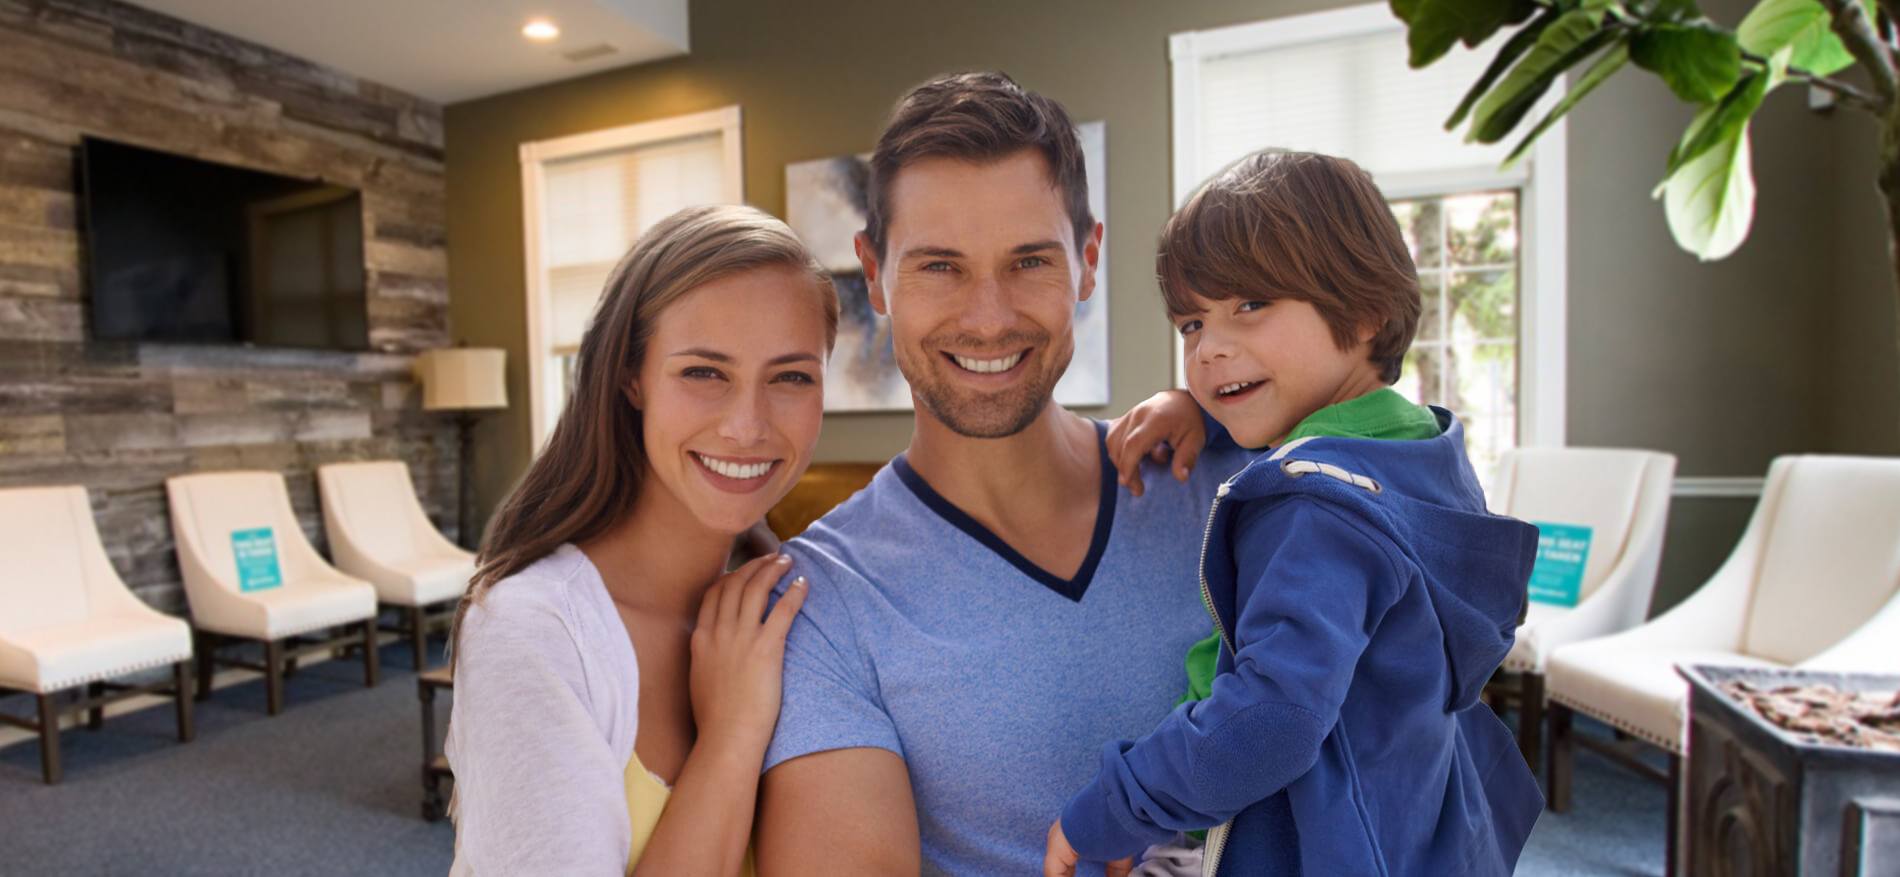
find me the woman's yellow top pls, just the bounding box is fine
[625,753,757,876]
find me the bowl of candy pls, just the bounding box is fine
[1677,664,1899,876]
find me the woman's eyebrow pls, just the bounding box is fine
[670,348,819,366]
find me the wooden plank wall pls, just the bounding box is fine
[0,0,460,613]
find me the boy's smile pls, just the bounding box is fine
[1175,291,1387,448]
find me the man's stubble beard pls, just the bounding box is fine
[899,329,1075,439]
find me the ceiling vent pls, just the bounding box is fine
[563,44,619,63]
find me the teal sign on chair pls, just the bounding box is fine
[1527,522,1592,608]
[232,527,283,593]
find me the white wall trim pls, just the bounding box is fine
[518,106,744,449]
[1673,477,1765,498]
[1167,6,1567,452]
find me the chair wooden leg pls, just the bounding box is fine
[1519,672,1545,783]
[1547,701,1574,813]
[37,693,61,785]
[194,630,214,702]
[86,682,104,730]
[173,660,195,743]
[410,605,427,671]
[363,619,380,688]
[1665,752,1682,877]
[265,639,285,716]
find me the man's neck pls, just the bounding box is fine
[904,401,1101,530]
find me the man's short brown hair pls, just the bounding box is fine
[864,71,1093,259]
[1158,150,1421,384]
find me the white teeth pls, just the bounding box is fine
[694,453,773,480]
[951,351,1025,374]
[1217,381,1260,396]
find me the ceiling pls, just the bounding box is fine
[129,0,690,104]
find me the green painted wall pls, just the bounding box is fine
[445,0,1896,612]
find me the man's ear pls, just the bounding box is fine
[1076,221,1105,304]
[854,231,889,316]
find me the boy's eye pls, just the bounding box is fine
[1237,300,1269,314]
[1176,319,1202,336]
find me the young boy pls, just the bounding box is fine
[1044,151,1544,876]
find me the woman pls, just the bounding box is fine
[446,204,839,875]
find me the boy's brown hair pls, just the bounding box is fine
[863,71,1094,260]
[1158,150,1421,384]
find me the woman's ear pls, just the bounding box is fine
[623,380,642,411]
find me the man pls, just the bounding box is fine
[756,72,1244,876]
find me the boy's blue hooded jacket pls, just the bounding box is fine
[1061,410,1545,875]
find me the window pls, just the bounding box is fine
[520,107,744,447]
[1171,5,1566,479]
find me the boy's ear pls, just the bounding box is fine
[1356,320,1381,346]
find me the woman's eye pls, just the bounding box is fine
[682,366,724,381]
[773,370,817,385]
[1176,320,1202,336]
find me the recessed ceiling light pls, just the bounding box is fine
[522,19,560,41]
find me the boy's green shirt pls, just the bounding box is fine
[1177,387,1440,704]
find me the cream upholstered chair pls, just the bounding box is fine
[1545,455,1900,873]
[167,471,379,715]
[1483,448,1676,775]
[0,485,195,784]
[317,461,472,670]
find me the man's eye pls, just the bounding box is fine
[922,261,954,272]
[1176,320,1202,336]
[1016,255,1049,269]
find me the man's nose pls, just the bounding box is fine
[956,273,1015,337]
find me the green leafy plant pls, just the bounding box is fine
[1392,0,1897,359]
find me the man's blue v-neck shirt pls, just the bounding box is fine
[764,421,1247,876]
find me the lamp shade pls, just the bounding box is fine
[416,348,507,411]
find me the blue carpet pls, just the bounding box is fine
[3,650,1666,875]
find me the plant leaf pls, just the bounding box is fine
[1631,24,1743,102]
[1446,9,1561,130]
[1504,39,1633,167]
[1736,0,1856,76]
[1467,9,1619,144]
[1658,125,1756,260]
[1395,0,1543,68]
[1662,66,1772,176]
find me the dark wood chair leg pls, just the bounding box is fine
[265,639,285,716]
[86,682,104,730]
[194,630,214,702]
[37,692,61,785]
[363,619,380,687]
[1519,672,1545,783]
[173,660,195,743]
[410,605,427,671]
[1547,701,1574,813]
[1665,752,1681,877]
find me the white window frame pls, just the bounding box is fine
[519,106,744,449]
[1169,5,1566,449]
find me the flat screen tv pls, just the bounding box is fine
[80,137,370,350]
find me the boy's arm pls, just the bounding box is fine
[1107,390,1243,496]
[1058,497,1409,861]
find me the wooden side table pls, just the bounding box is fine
[418,667,454,821]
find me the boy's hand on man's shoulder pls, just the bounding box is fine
[1106,390,1206,498]
[1042,820,1133,877]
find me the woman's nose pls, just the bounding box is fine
[715,385,770,446]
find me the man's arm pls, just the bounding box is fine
[755,747,920,875]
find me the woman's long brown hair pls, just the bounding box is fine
[447,204,837,669]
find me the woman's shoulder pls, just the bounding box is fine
[457,544,620,662]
